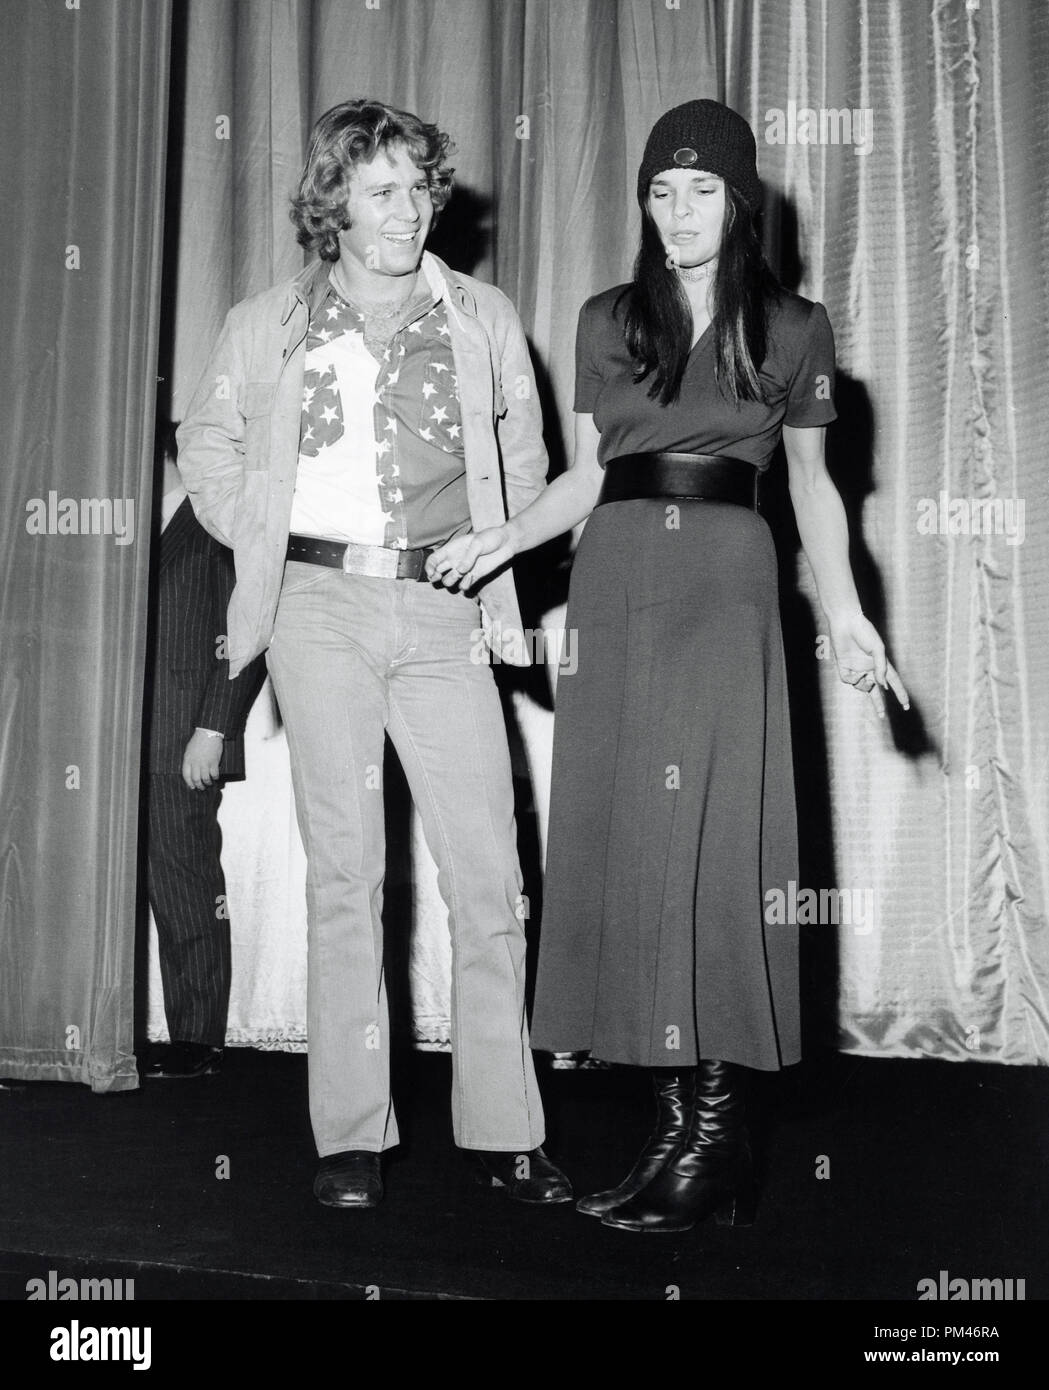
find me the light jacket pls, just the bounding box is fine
[177,252,548,677]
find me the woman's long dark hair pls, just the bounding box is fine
[621,183,781,407]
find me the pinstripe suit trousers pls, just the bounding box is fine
[146,775,231,1046]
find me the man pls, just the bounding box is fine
[177,99,570,1208]
[143,423,264,1079]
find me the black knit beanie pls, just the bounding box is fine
[637,99,761,211]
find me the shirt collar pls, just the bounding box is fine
[323,271,435,321]
[421,252,466,330]
[283,251,468,328]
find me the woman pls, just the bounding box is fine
[427,100,908,1232]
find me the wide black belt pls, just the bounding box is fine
[286,534,436,581]
[597,452,758,510]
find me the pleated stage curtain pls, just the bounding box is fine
[154,0,1049,1067]
[724,0,1049,1063]
[0,0,172,1090]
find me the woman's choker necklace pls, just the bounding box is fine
[676,261,716,283]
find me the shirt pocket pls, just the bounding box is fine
[418,354,464,453]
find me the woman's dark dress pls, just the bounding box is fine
[529,287,836,1071]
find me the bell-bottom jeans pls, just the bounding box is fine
[266,561,545,1157]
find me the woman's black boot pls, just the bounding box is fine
[601,1058,755,1233]
[575,1069,695,1217]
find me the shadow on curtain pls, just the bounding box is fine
[0,0,173,1090]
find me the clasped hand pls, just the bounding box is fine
[426,526,513,589]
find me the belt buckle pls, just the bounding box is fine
[341,541,400,579]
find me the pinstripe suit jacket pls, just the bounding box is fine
[145,497,265,779]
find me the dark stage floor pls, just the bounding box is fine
[1,1048,1045,1302]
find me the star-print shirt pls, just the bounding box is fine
[289,279,470,550]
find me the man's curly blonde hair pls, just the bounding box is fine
[290,99,455,262]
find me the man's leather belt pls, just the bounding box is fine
[286,534,436,581]
[597,452,759,510]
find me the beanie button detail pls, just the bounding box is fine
[673,147,699,166]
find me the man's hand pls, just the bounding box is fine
[426,526,515,590]
[182,730,224,789]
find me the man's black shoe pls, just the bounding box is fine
[472,1146,573,1204]
[143,1042,223,1079]
[314,1151,383,1209]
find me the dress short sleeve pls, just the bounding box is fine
[573,297,606,414]
[783,301,837,428]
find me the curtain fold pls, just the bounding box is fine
[724,0,1049,1063]
[0,0,172,1090]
